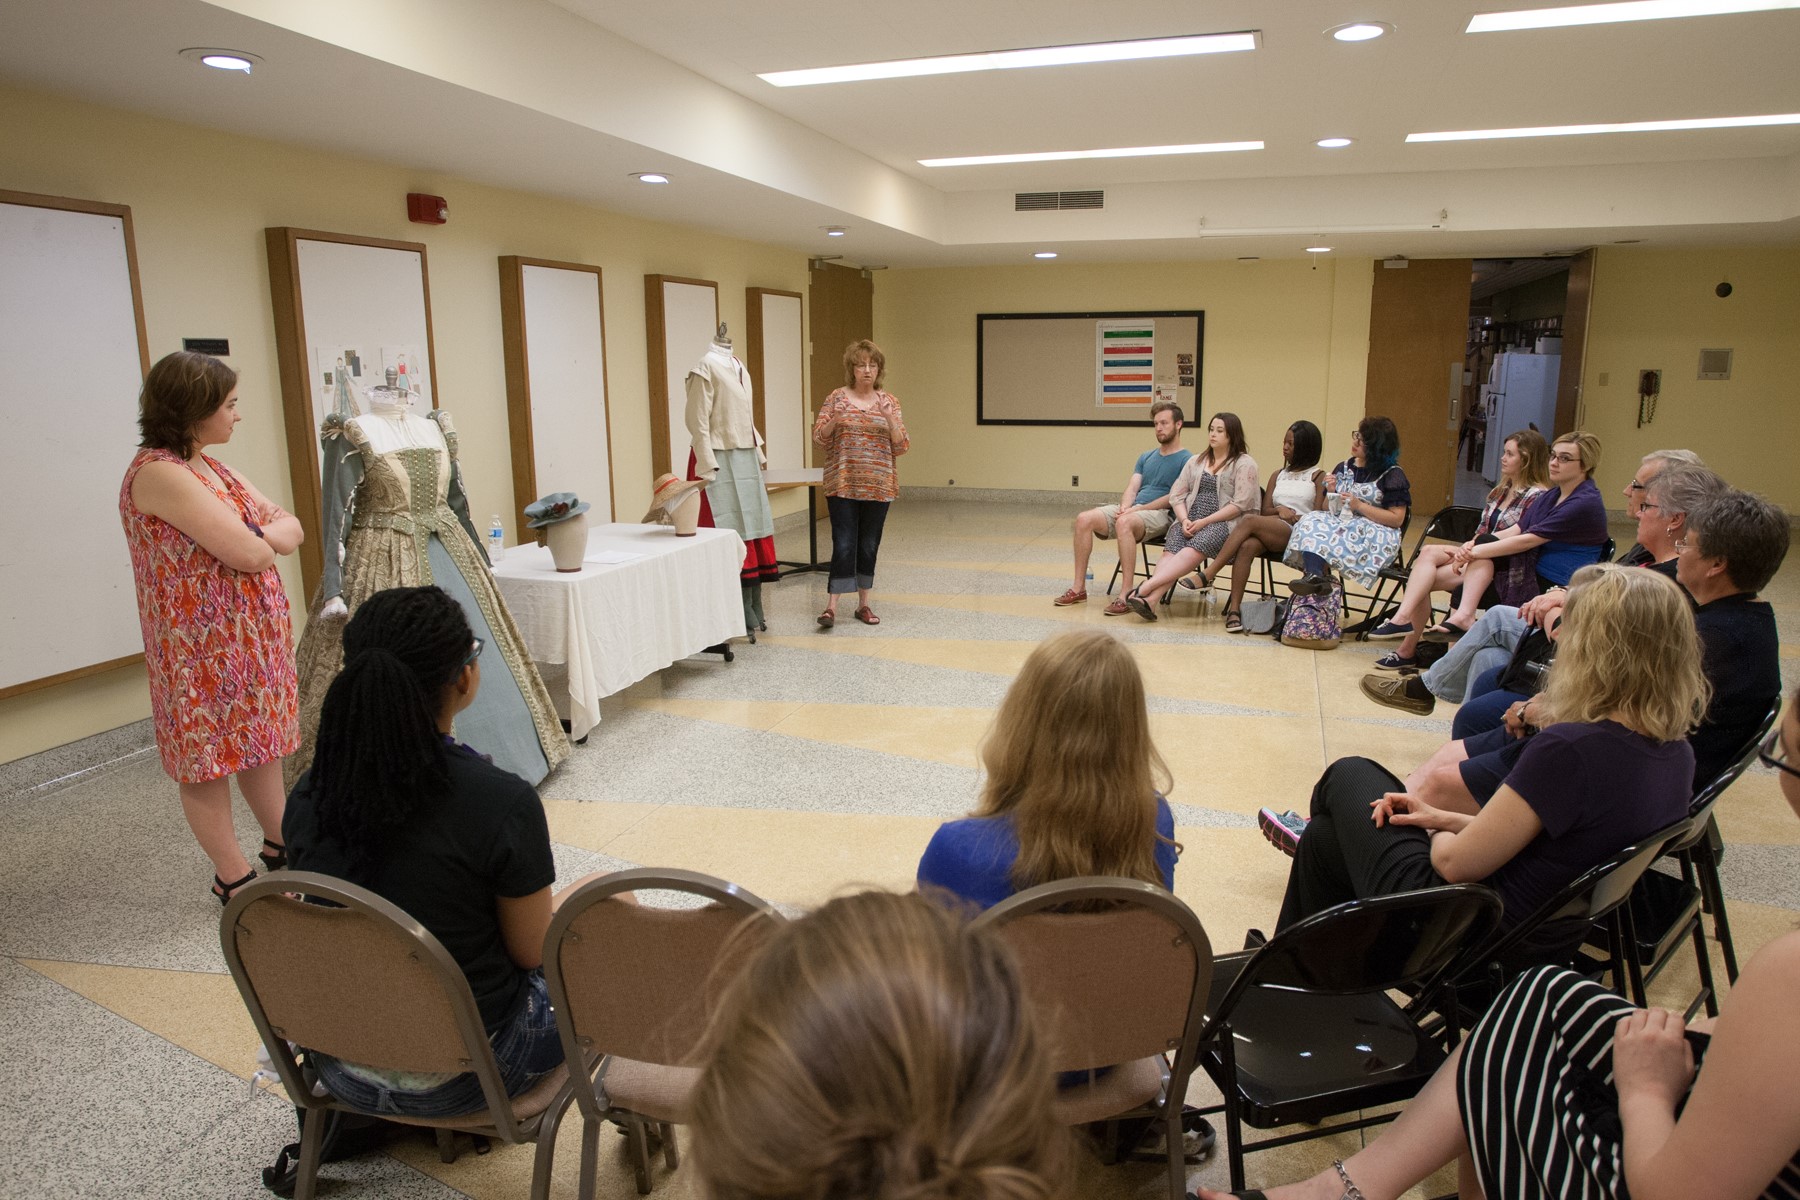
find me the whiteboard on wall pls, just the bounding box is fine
[644,275,719,478]
[748,288,805,471]
[977,310,1204,426]
[0,191,150,698]
[265,227,437,597]
[498,257,614,528]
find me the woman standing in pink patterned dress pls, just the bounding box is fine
[812,339,909,629]
[120,351,302,904]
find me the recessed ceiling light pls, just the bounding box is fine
[1467,1,1800,34]
[919,140,1262,167]
[1328,21,1393,41]
[824,226,847,237]
[179,47,262,73]
[1614,238,1646,243]
[1237,256,1261,261]
[758,31,1259,87]
[632,172,670,184]
[1034,251,1058,259]
[1305,245,1333,253]
[1407,111,1800,141]
[1316,137,1355,148]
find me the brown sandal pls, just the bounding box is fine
[817,609,836,628]
[855,606,881,625]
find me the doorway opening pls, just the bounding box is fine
[1458,258,1571,507]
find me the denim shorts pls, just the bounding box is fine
[311,969,564,1118]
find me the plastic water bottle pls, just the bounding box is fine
[488,514,505,563]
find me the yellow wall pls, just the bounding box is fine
[1580,245,1800,508]
[875,257,1373,496]
[0,84,809,764]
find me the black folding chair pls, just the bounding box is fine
[1617,699,1782,1004]
[1444,817,1693,1029]
[1194,885,1502,1191]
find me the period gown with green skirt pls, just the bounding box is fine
[286,410,569,788]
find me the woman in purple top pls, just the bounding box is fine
[1418,430,1609,641]
[1274,563,1706,932]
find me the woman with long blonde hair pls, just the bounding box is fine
[1273,563,1705,932]
[690,890,1068,1200]
[917,627,1180,909]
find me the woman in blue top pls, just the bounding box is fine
[1286,416,1411,597]
[917,628,1180,910]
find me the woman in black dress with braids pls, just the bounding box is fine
[283,585,563,1116]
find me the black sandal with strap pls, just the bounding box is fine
[212,868,257,906]
[1224,609,1244,633]
[258,838,287,872]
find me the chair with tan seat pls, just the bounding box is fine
[542,868,783,1198]
[220,871,571,1200]
[971,876,1212,1200]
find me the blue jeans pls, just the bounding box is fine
[312,970,563,1118]
[826,496,891,595]
[1421,605,1527,703]
[1452,667,1528,739]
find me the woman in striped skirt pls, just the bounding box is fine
[1197,682,1800,1200]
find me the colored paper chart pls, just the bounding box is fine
[1096,319,1155,406]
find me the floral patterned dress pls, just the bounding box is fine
[1285,460,1411,588]
[119,449,299,784]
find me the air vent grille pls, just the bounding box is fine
[1015,190,1105,211]
[1697,348,1732,380]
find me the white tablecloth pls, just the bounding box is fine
[492,523,745,740]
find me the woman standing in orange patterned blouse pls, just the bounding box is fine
[120,351,302,905]
[812,339,909,629]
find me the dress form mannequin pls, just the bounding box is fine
[685,322,779,634]
[290,398,568,787]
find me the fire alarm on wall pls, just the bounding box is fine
[407,193,447,225]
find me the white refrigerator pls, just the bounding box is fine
[1482,352,1561,481]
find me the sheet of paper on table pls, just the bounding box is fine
[583,550,645,565]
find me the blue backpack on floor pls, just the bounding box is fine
[1280,582,1342,650]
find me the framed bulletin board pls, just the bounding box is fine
[644,274,719,478]
[266,227,437,595]
[977,309,1204,427]
[498,257,615,531]
[746,286,805,472]
[0,190,150,698]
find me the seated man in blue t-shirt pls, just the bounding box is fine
[1056,400,1190,613]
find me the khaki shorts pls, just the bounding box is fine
[1093,504,1173,541]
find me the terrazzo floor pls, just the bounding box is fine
[4,495,1796,1200]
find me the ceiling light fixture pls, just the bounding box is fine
[920,140,1262,167]
[824,226,847,237]
[1407,111,1800,141]
[758,31,1259,87]
[632,172,670,184]
[179,47,262,73]
[1316,136,1355,148]
[1467,1,1800,34]
[1305,245,1333,253]
[1328,21,1394,41]
[1034,251,1058,259]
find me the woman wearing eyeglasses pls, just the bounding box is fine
[282,585,563,1116]
[1199,686,1800,1200]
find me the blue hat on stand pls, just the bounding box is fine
[524,492,590,528]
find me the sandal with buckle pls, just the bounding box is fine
[1223,609,1243,633]
[258,839,287,873]
[854,605,880,626]
[817,609,836,628]
[212,868,257,906]
[1177,571,1210,592]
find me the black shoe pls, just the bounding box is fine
[1243,927,1268,950]
[1288,572,1330,597]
